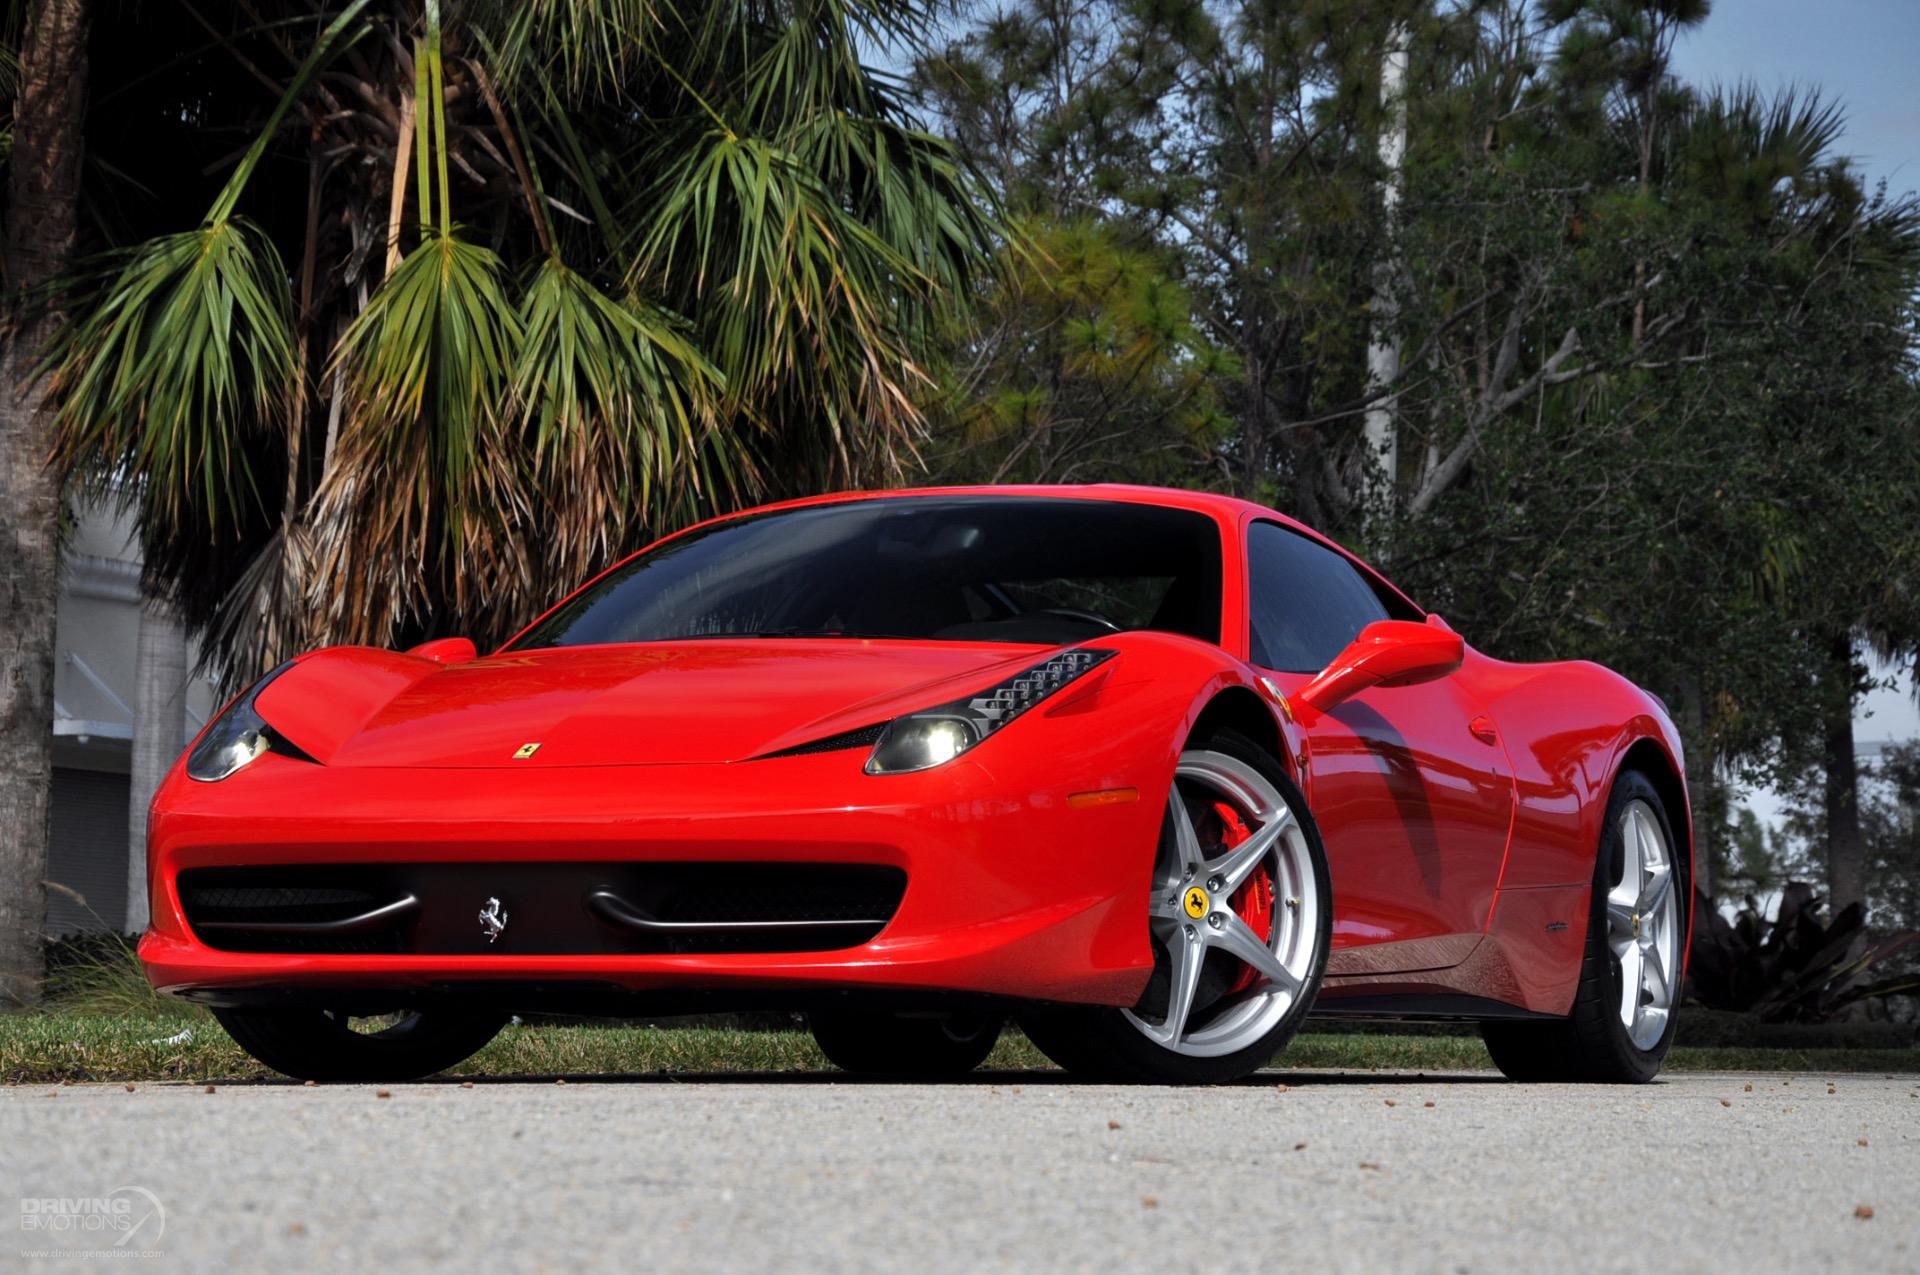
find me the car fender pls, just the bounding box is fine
[1436,653,1693,1016]
[1036,629,1306,803]
[251,646,446,764]
[1466,652,1692,894]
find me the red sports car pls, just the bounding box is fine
[141,486,1691,1084]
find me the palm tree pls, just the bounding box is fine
[41,0,998,679]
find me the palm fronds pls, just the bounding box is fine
[40,0,1002,677]
[512,258,734,581]
[43,0,373,535]
[464,0,677,97]
[632,129,937,482]
[310,230,526,642]
[44,220,295,531]
[1676,83,1850,222]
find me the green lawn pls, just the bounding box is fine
[5,1009,1917,1084]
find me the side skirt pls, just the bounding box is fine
[1309,993,1559,1022]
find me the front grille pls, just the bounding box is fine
[177,875,408,954]
[609,864,905,954]
[664,875,899,925]
[177,862,906,956]
[184,883,382,922]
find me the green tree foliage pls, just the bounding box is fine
[924,217,1237,484]
[1868,744,1920,934]
[35,0,998,675]
[8,0,1916,928]
[921,0,1920,906]
[911,0,1237,483]
[1718,805,1802,904]
[1393,73,1920,770]
[1778,741,1920,934]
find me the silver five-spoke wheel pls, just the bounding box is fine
[1605,798,1681,1051]
[1122,750,1323,1057]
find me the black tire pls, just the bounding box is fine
[1018,727,1332,1084]
[213,1006,506,1083]
[809,1010,1004,1077]
[1482,769,1688,1083]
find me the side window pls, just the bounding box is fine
[1247,521,1390,673]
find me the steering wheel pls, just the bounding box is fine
[1036,607,1123,633]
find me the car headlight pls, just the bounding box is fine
[865,648,1115,775]
[186,661,298,782]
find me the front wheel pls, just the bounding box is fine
[1482,769,1687,1083]
[213,1006,505,1083]
[1021,729,1331,1083]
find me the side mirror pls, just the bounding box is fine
[406,636,478,665]
[1289,619,1463,719]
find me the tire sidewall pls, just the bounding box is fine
[1022,726,1332,1084]
[1589,769,1689,1079]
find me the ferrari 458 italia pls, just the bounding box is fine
[141,486,1691,1083]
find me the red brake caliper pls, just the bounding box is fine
[1214,802,1275,994]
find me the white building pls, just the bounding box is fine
[48,504,218,935]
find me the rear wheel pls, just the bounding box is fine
[809,1010,1003,1077]
[213,1006,505,1083]
[1482,769,1687,1083]
[1021,729,1330,1084]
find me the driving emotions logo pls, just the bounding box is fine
[19,1185,165,1254]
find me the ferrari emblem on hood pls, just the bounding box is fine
[512,742,541,760]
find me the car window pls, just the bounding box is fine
[1247,521,1390,673]
[992,576,1179,630]
[510,497,1223,649]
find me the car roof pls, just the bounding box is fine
[721,482,1298,531]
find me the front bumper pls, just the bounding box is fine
[140,745,1167,1010]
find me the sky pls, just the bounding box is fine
[1672,0,1920,831]
[1672,0,1920,202]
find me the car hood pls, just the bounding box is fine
[254,640,1050,768]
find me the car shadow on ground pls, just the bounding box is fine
[197,1068,1517,1089]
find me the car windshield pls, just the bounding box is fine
[508,496,1223,649]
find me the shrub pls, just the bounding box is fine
[1686,883,1920,1022]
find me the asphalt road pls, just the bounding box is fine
[6,1069,1917,1274]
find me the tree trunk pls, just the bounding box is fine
[126,598,188,933]
[1674,667,1713,901]
[0,0,91,1008]
[1361,22,1409,525]
[1822,635,1867,925]
[1240,346,1269,502]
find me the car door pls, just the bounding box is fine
[1244,520,1513,970]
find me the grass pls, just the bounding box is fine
[11,938,1914,1084]
[41,933,167,1018]
[5,1009,1918,1085]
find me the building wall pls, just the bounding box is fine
[48,500,219,936]
[45,767,134,934]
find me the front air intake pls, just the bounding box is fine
[176,862,906,956]
[178,874,414,953]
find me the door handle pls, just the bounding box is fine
[1468,714,1498,745]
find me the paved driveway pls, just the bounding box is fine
[7,1069,1916,1273]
